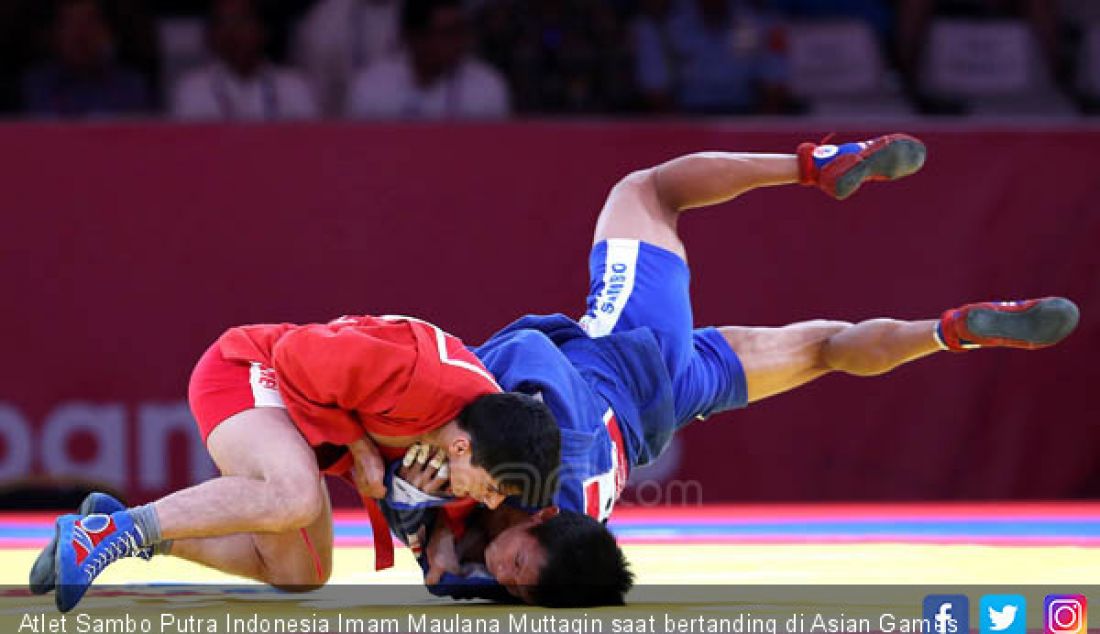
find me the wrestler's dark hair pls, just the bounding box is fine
[527,511,634,607]
[456,392,561,506]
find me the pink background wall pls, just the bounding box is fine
[1,123,1096,503]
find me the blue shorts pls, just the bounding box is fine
[579,239,748,433]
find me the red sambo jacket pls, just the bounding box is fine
[216,314,500,568]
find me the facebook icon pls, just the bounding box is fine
[924,595,971,634]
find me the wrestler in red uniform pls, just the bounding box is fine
[38,314,560,613]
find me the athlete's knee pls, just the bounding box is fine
[612,168,672,218]
[316,559,333,585]
[797,320,851,370]
[260,474,325,533]
[805,319,862,369]
[615,168,654,192]
[267,559,331,591]
[271,580,325,593]
[270,579,325,593]
[803,319,852,333]
[821,318,901,376]
[261,555,331,591]
[274,483,324,532]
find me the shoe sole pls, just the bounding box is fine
[29,494,114,594]
[54,518,74,613]
[28,523,61,594]
[967,297,1080,347]
[834,137,927,200]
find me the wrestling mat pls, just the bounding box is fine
[1,503,1096,632]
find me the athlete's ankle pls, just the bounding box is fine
[932,321,950,351]
[127,504,163,549]
[797,141,864,185]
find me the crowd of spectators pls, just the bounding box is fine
[0,0,1098,121]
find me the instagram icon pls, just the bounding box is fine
[1045,595,1088,634]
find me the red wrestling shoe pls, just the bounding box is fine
[797,133,926,200]
[936,297,1079,352]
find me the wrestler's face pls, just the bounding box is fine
[483,507,557,604]
[446,455,509,509]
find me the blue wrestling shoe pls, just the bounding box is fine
[54,511,150,612]
[29,492,131,595]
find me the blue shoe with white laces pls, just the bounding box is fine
[54,511,149,613]
[30,492,132,595]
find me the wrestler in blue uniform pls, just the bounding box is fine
[475,239,747,521]
[377,238,749,598]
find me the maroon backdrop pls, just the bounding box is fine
[0,123,1096,504]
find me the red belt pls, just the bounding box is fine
[362,495,395,571]
[606,412,629,492]
[330,454,395,571]
[584,410,630,519]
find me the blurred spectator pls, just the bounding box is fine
[1062,0,1100,26]
[768,0,895,44]
[1060,0,1100,111]
[632,0,791,114]
[172,0,318,120]
[476,0,636,114]
[21,0,152,118]
[897,0,1064,89]
[346,0,509,119]
[295,0,404,115]
[0,2,34,113]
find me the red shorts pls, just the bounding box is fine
[188,342,286,443]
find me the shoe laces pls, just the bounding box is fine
[84,526,145,580]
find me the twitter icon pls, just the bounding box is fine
[982,595,1027,634]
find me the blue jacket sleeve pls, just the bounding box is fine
[379,464,516,602]
[418,558,518,603]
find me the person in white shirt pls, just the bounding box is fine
[346,0,509,119]
[294,0,404,116]
[172,0,319,121]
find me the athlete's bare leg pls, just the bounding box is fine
[149,407,332,587]
[592,146,954,402]
[156,407,332,587]
[593,153,798,259]
[592,141,1077,403]
[43,407,334,612]
[168,492,333,589]
[154,408,323,538]
[718,319,941,403]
